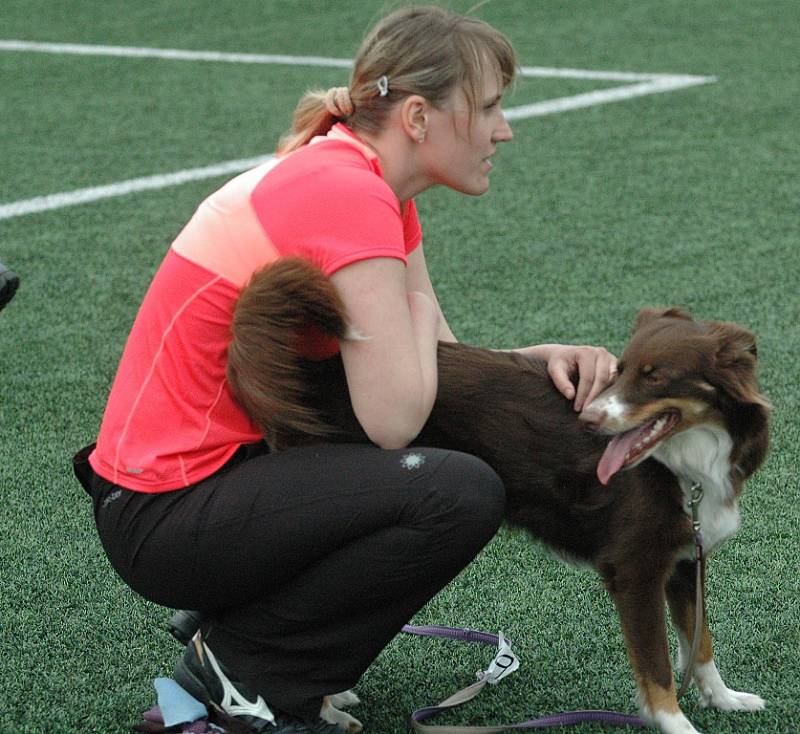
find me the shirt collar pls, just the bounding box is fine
[326,123,380,162]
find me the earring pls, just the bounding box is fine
[418,133,426,144]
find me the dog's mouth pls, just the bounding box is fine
[597,410,681,485]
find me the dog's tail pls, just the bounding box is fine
[227,257,354,441]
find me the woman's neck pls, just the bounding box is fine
[354,126,433,203]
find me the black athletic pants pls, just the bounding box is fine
[74,441,505,721]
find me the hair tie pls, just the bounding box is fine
[324,87,354,118]
[377,75,389,97]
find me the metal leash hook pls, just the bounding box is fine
[689,482,704,536]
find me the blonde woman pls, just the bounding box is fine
[75,6,615,732]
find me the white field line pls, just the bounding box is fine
[0,156,274,221]
[504,75,715,120]
[0,40,716,221]
[0,40,354,69]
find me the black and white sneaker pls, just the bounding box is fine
[173,634,345,733]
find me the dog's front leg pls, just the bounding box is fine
[608,572,701,734]
[666,561,765,713]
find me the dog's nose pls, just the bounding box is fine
[578,404,606,431]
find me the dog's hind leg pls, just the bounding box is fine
[607,570,701,734]
[666,560,765,713]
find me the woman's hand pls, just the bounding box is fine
[546,345,618,412]
[513,344,618,412]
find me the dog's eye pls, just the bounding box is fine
[641,365,664,384]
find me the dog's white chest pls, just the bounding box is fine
[691,495,740,556]
[653,425,740,556]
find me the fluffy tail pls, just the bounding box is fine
[227,258,351,442]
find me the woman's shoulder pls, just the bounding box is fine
[253,137,398,214]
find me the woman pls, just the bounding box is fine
[75,6,616,733]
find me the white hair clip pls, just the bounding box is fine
[377,75,389,97]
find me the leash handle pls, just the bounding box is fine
[402,624,504,647]
[402,625,647,732]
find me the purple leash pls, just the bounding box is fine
[402,624,647,732]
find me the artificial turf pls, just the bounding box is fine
[1,2,798,732]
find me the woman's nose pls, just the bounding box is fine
[494,114,513,143]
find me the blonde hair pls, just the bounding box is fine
[277,5,517,154]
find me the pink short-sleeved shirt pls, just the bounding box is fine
[90,124,422,492]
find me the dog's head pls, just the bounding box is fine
[579,307,769,485]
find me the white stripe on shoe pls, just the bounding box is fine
[202,642,276,724]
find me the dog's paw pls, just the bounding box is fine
[322,706,363,733]
[694,661,766,712]
[639,697,704,734]
[649,710,704,734]
[329,689,361,708]
[698,686,766,712]
[322,692,363,733]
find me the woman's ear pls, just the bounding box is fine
[399,95,429,143]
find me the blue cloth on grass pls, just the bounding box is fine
[154,677,208,727]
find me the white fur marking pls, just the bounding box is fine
[590,393,628,421]
[344,325,371,342]
[694,661,765,712]
[323,691,363,732]
[675,631,692,676]
[329,690,361,708]
[650,710,703,734]
[653,425,739,555]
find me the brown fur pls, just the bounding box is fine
[227,259,350,445]
[227,258,770,726]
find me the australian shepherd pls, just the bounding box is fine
[226,258,770,734]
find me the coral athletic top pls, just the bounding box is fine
[90,124,422,492]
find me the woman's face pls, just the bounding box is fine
[423,71,514,196]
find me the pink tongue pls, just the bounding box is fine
[597,426,649,485]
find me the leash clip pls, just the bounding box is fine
[689,482,704,533]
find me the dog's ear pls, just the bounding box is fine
[632,306,693,335]
[706,321,770,408]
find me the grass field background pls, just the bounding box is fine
[1,1,798,732]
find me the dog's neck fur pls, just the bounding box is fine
[654,424,740,556]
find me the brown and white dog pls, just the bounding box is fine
[227,258,770,734]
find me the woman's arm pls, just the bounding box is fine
[330,257,440,449]
[403,244,616,412]
[405,244,457,343]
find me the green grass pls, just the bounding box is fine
[1,1,798,733]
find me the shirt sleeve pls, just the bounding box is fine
[250,150,421,277]
[403,199,422,255]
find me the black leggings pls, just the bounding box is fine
[76,442,505,720]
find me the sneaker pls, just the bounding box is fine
[0,263,19,311]
[173,634,345,733]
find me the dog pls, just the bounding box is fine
[227,258,770,734]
